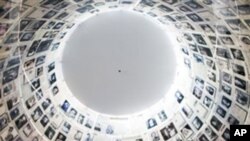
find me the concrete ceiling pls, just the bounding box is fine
[62,10,177,115]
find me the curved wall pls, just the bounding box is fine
[0,0,250,141]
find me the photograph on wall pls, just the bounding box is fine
[180,124,194,139]
[160,122,177,140]
[0,113,9,132]
[147,118,157,129]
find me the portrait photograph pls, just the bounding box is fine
[192,116,203,130]
[147,118,157,129]
[160,122,177,140]
[210,116,222,131]
[36,39,53,53]
[23,123,34,137]
[204,126,217,140]
[234,77,246,90]
[215,106,226,118]
[42,10,58,19]
[55,132,66,141]
[15,114,28,129]
[44,126,55,140]
[31,106,43,122]
[0,113,9,132]
[180,124,194,139]
[2,66,19,85]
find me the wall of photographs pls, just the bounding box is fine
[0,0,250,141]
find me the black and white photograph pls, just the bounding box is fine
[175,91,184,103]
[192,116,203,130]
[67,107,77,119]
[55,132,66,141]
[220,36,234,45]
[44,126,55,140]
[192,86,202,99]
[76,5,95,13]
[52,85,59,96]
[215,106,226,118]
[234,77,246,90]
[186,13,203,22]
[235,89,249,108]
[35,55,46,67]
[74,130,83,141]
[204,126,217,140]
[6,96,19,110]
[40,115,49,127]
[147,118,157,129]
[198,46,213,57]
[221,71,232,84]
[160,122,177,140]
[36,39,53,53]
[42,98,51,110]
[62,122,71,134]
[77,114,85,125]
[221,96,232,109]
[27,40,41,57]
[230,48,244,61]
[4,33,19,44]
[10,107,20,120]
[30,79,41,91]
[15,114,28,129]
[23,123,34,137]
[31,106,43,122]
[53,22,65,30]
[42,10,58,19]
[157,110,167,122]
[222,128,230,141]
[198,134,209,141]
[25,95,36,109]
[232,64,245,76]
[157,4,173,13]
[49,73,57,85]
[36,89,44,101]
[1,126,18,141]
[216,47,232,59]
[184,0,204,10]
[203,96,213,108]
[0,113,9,132]
[192,34,206,45]
[2,66,19,85]
[227,114,239,125]
[200,24,214,33]
[210,116,222,131]
[181,105,193,118]
[48,62,55,72]
[180,124,194,139]
[221,83,231,95]
[36,67,43,77]
[7,57,20,68]
[20,32,35,42]
[205,83,216,95]
[26,20,46,31]
[150,131,160,141]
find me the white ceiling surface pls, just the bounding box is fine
[62,10,177,115]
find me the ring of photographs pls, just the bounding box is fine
[0,0,250,141]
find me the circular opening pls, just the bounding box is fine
[62,10,177,115]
